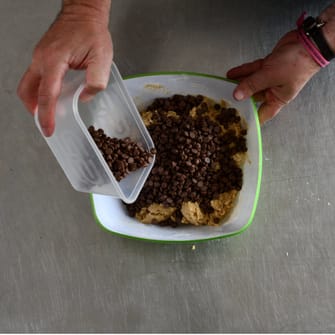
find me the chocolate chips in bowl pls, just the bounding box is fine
[125,94,248,227]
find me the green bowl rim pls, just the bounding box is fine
[89,70,263,244]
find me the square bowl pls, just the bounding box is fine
[35,63,155,203]
[91,72,263,243]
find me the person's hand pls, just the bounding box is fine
[17,6,113,137]
[226,31,321,125]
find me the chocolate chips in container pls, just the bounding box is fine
[88,126,156,182]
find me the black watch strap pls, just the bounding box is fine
[302,16,335,61]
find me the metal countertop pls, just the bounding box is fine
[1,0,334,332]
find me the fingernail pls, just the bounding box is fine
[42,126,52,137]
[79,95,90,103]
[234,90,245,101]
[79,93,94,103]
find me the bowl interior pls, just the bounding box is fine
[91,72,262,242]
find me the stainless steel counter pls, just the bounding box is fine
[1,0,335,332]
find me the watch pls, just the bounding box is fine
[302,16,335,61]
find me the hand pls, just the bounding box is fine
[17,10,113,136]
[226,31,321,125]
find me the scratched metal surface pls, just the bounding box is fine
[1,0,335,332]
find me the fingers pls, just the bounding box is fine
[252,91,266,102]
[79,52,113,102]
[17,67,41,115]
[258,102,283,125]
[232,67,283,101]
[228,61,287,124]
[17,61,68,137]
[227,58,282,102]
[226,59,263,80]
[258,94,286,125]
[37,64,68,137]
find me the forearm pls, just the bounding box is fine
[319,3,335,52]
[61,0,111,25]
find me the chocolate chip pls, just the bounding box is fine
[125,94,247,225]
[88,126,155,181]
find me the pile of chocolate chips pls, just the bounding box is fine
[125,94,247,226]
[88,126,156,181]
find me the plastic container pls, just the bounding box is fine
[35,63,155,203]
[90,72,263,243]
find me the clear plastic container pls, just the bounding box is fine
[35,63,155,203]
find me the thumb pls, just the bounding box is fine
[79,57,113,102]
[258,99,285,125]
[233,70,279,101]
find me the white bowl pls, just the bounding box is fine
[91,72,262,243]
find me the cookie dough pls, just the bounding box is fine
[125,94,247,227]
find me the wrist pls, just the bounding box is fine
[61,0,111,26]
[294,31,322,73]
[296,13,334,67]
